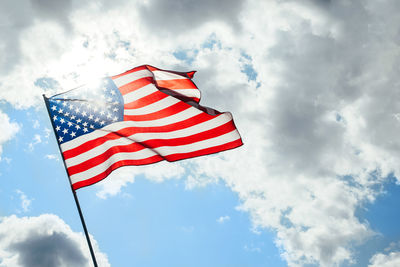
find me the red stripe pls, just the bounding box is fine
[164,138,243,162]
[146,65,159,72]
[156,79,197,90]
[62,112,215,160]
[111,65,148,79]
[71,155,163,190]
[123,101,190,121]
[67,142,146,176]
[66,121,236,175]
[118,77,153,95]
[124,91,169,109]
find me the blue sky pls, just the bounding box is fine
[1,1,400,267]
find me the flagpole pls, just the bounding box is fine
[42,94,99,267]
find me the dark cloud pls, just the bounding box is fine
[10,231,87,267]
[30,0,73,29]
[139,0,243,33]
[0,0,74,75]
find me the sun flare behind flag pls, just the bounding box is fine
[44,65,243,190]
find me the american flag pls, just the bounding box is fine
[45,65,243,190]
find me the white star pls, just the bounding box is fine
[58,108,63,114]
[53,115,57,121]
[110,90,116,95]
[67,121,73,127]
[100,121,105,125]
[62,102,67,107]
[83,122,88,127]
[77,118,82,123]
[113,107,118,112]
[100,110,105,115]
[112,116,118,121]
[106,113,112,119]
[83,127,88,132]
[75,125,81,130]
[70,131,76,137]
[65,112,70,117]
[58,136,63,142]
[90,124,94,129]
[89,114,94,120]
[60,118,65,124]
[81,111,87,117]
[70,115,76,120]
[69,104,74,110]
[75,107,80,113]
[62,128,68,134]
[51,105,57,111]
[56,126,61,131]
[94,117,100,122]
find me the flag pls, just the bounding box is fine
[44,65,243,190]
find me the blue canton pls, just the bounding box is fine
[47,78,124,144]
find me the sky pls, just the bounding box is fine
[1,0,400,266]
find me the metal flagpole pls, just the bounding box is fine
[42,94,98,267]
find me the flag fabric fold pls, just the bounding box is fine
[45,65,243,190]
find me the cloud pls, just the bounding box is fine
[15,190,33,213]
[0,214,109,267]
[27,134,42,152]
[0,111,20,158]
[138,0,244,33]
[216,215,230,224]
[369,251,400,267]
[1,0,400,266]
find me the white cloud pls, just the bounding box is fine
[0,111,20,158]
[216,215,230,224]
[0,214,109,267]
[1,0,400,266]
[27,134,42,152]
[15,190,33,213]
[45,154,60,161]
[369,251,400,267]
[95,162,185,199]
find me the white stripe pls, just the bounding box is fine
[169,89,200,99]
[152,129,240,155]
[112,69,153,88]
[124,96,180,115]
[153,70,187,81]
[69,129,240,184]
[122,83,158,104]
[65,113,233,167]
[61,107,204,151]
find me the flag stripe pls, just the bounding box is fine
[61,111,214,159]
[69,129,241,184]
[71,155,163,190]
[67,121,236,176]
[123,96,180,115]
[118,77,153,95]
[122,83,158,104]
[123,101,190,121]
[124,91,169,109]
[152,70,189,80]
[156,79,197,90]
[112,69,153,88]
[65,114,234,168]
